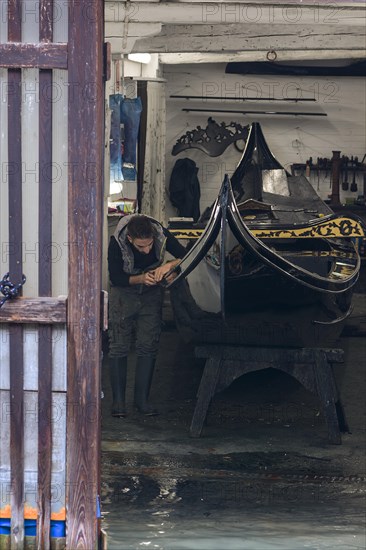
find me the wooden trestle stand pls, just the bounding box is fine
[190,345,349,444]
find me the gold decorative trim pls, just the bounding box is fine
[170,217,365,240]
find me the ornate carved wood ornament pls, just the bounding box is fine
[172,117,249,157]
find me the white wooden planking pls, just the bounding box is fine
[141,81,167,222]
[164,64,366,220]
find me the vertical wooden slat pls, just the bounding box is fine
[8,0,21,42]
[37,3,54,548]
[8,323,24,549]
[39,0,53,43]
[66,0,104,548]
[8,2,24,548]
[38,64,53,289]
[8,1,23,547]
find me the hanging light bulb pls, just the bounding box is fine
[127,53,151,64]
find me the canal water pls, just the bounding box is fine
[101,469,365,550]
[101,312,366,550]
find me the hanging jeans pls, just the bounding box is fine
[120,96,142,181]
[109,95,143,185]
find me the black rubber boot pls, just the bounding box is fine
[134,356,158,416]
[109,356,128,417]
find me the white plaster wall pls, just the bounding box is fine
[164,63,366,221]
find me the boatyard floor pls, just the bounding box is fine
[101,293,366,550]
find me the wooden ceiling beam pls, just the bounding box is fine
[105,22,162,53]
[130,23,365,53]
[105,2,366,58]
[159,50,366,64]
[105,1,366,27]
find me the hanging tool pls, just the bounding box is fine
[305,157,313,179]
[305,158,310,177]
[182,108,327,117]
[350,157,358,192]
[329,150,342,205]
[324,158,329,182]
[319,157,326,182]
[342,156,349,191]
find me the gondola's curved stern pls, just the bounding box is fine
[219,175,230,321]
[167,123,365,348]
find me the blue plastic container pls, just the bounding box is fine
[0,519,65,537]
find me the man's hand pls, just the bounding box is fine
[163,270,179,285]
[129,271,157,286]
[142,270,157,286]
[154,260,180,283]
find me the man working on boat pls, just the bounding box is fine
[108,213,186,417]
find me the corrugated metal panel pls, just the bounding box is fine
[22,68,39,298]
[0,69,9,274]
[53,0,68,43]
[0,390,66,520]
[0,6,7,43]
[21,0,38,42]
[0,24,68,544]
[0,324,66,392]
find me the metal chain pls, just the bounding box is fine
[0,272,26,308]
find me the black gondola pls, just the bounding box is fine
[165,123,365,348]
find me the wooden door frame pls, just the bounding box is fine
[66,0,105,548]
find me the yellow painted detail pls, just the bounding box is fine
[170,217,365,240]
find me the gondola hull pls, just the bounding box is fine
[166,123,364,348]
[170,259,355,348]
